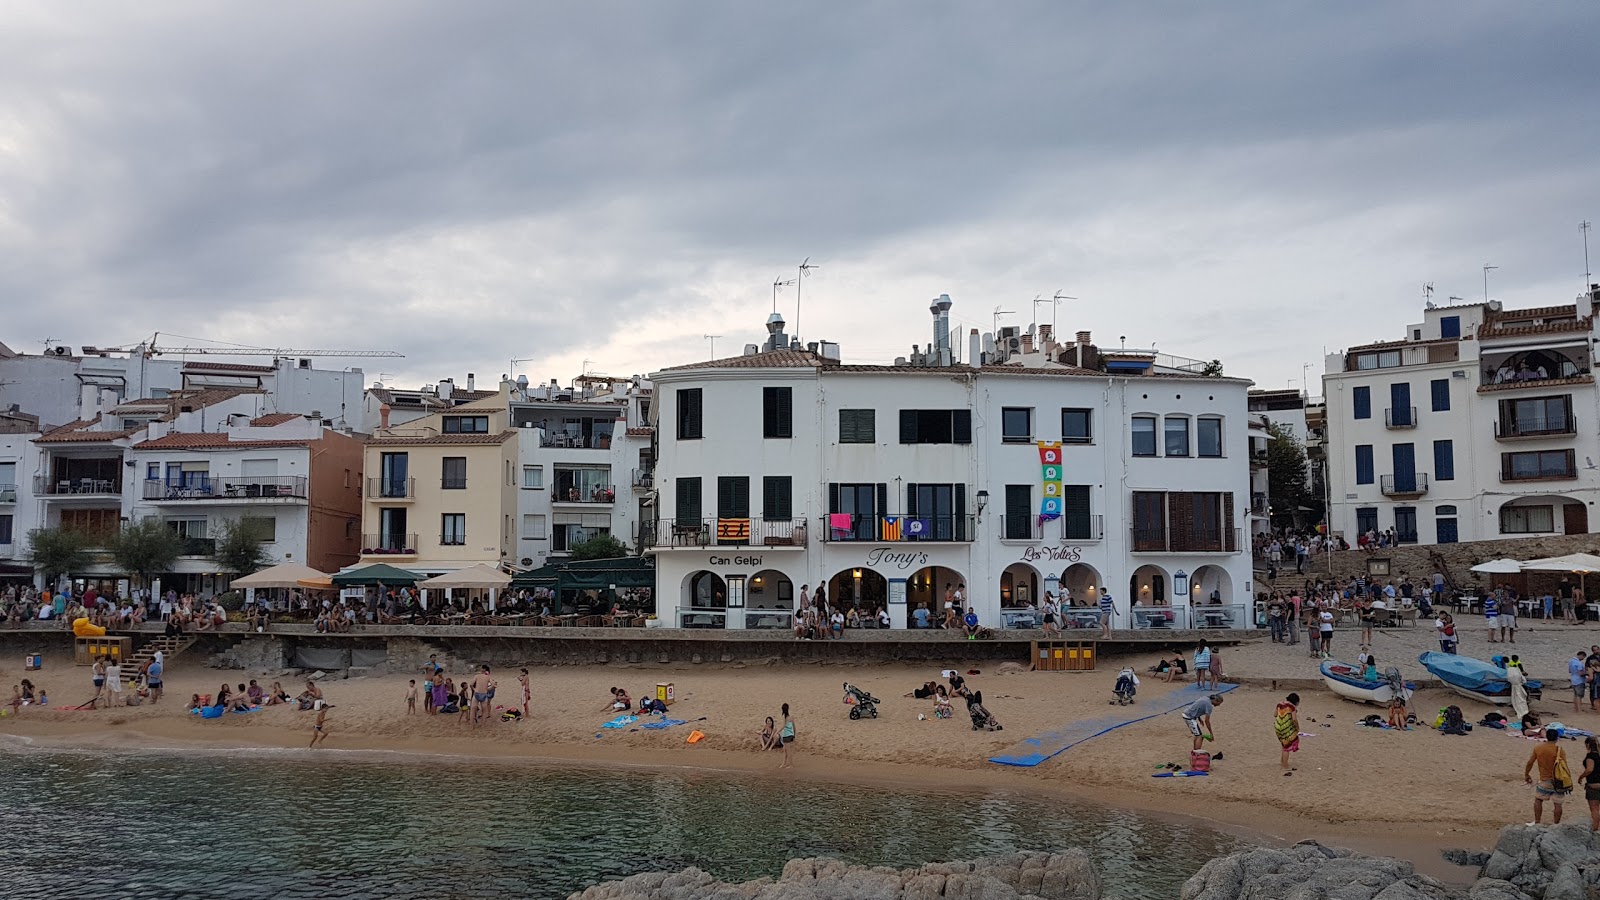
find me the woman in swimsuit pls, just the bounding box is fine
[519,669,531,718]
[779,702,796,769]
[758,716,779,750]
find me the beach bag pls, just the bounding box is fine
[1441,705,1469,735]
[1190,750,1211,773]
[1555,750,1574,791]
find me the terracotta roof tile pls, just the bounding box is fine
[135,433,316,450]
[250,413,301,426]
[111,388,261,422]
[35,416,135,443]
[183,361,275,373]
[367,430,517,446]
[625,426,654,437]
[659,349,824,371]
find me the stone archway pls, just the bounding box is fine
[1059,562,1102,609]
[685,571,726,608]
[1190,565,1234,606]
[1129,564,1169,607]
[1001,562,1040,609]
[825,568,889,615]
[906,566,965,626]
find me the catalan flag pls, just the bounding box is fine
[881,516,903,541]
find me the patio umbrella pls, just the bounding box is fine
[1469,559,1525,575]
[419,563,511,610]
[296,575,334,590]
[230,563,332,589]
[330,563,421,587]
[1519,553,1600,573]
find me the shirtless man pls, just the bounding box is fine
[309,705,330,748]
[470,665,495,728]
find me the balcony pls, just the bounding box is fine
[1384,406,1417,429]
[0,484,15,503]
[821,514,976,543]
[141,476,309,502]
[366,477,415,500]
[361,533,419,555]
[539,430,614,450]
[641,518,809,549]
[1495,415,1578,441]
[1501,450,1577,482]
[999,515,1105,542]
[553,484,616,504]
[1129,526,1241,554]
[1379,473,1429,496]
[631,467,655,491]
[178,537,215,557]
[34,475,122,497]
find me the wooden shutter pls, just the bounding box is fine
[678,388,703,439]
[676,477,701,522]
[954,482,967,540]
[899,409,917,444]
[718,476,749,517]
[952,409,972,444]
[1223,492,1236,552]
[905,482,919,515]
[1062,485,1091,539]
[763,476,791,520]
[1168,491,1195,551]
[875,483,888,539]
[828,482,840,513]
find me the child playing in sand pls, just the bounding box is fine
[407,679,418,715]
[37,686,47,706]
[309,706,329,748]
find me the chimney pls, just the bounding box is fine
[969,329,981,367]
[1038,323,1053,349]
[1020,333,1034,354]
[438,378,453,401]
[466,373,475,392]
[379,403,391,430]
[929,294,954,364]
[1076,331,1091,366]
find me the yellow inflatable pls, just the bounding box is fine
[72,617,105,637]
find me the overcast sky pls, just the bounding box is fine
[2,3,1596,394]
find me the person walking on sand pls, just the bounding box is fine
[1573,650,1591,716]
[1582,736,1600,831]
[146,651,163,705]
[1182,694,1222,752]
[310,705,330,749]
[1098,590,1114,639]
[471,665,494,728]
[778,702,796,769]
[1526,729,1570,824]
[1193,644,1212,690]
[1484,589,1500,643]
[104,659,123,707]
[1207,645,1224,686]
[1275,693,1300,775]
[91,656,106,708]
[519,668,531,718]
[1318,607,1335,659]
[406,679,418,715]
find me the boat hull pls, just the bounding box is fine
[1320,661,1413,705]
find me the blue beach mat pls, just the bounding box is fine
[601,715,638,729]
[989,682,1239,767]
[640,718,686,730]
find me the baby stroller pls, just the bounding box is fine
[966,690,1003,731]
[843,682,880,720]
[1112,667,1139,706]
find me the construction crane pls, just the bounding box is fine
[140,333,403,358]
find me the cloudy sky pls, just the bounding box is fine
[2,3,1596,393]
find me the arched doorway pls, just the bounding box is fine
[1000,562,1039,609]
[1497,495,1588,537]
[906,566,964,625]
[685,571,726,608]
[1129,564,1169,607]
[1189,565,1234,605]
[745,569,795,630]
[1059,563,1101,608]
[825,568,888,616]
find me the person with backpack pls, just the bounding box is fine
[1525,729,1572,824]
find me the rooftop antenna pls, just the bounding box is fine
[1051,290,1076,334]
[581,358,595,376]
[703,334,721,358]
[510,357,536,380]
[1482,264,1498,303]
[795,258,818,341]
[1423,282,1435,308]
[772,277,795,314]
[1582,220,1593,288]
[991,306,1015,338]
[1028,294,1042,331]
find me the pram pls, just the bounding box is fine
[842,682,880,720]
[1113,667,1139,706]
[966,690,1003,731]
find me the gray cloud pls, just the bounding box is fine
[1,2,1596,392]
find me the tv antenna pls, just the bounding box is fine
[1423,282,1434,307]
[510,357,536,380]
[1482,264,1498,303]
[795,258,818,340]
[991,306,1015,338]
[703,334,721,358]
[1051,290,1076,333]
[772,278,795,314]
[1583,220,1593,288]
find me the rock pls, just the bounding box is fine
[308,670,326,681]
[690,653,704,665]
[1443,850,1491,869]
[996,662,1028,675]
[1180,842,1456,900]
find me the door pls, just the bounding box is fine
[1391,444,1416,492]
[1436,517,1459,544]
[1565,504,1589,535]
[380,452,408,496]
[1394,506,1417,544]
[1390,383,1412,426]
[831,483,877,541]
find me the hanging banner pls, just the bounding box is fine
[1038,441,1063,523]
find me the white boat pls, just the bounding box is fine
[1320,660,1413,705]
[1417,652,1542,706]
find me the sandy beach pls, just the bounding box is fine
[7,618,1599,880]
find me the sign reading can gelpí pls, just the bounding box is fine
[1020,545,1083,564]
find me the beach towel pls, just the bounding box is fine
[602,715,638,729]
[640,718,686,730]
[1274,702,1299,752]
[828,513,852,532]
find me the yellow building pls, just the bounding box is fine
[360,389,517,575]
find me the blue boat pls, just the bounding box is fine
[1320,660,1413,705]
[1417,651,1543,705]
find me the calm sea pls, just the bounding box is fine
[2,748,1245,899]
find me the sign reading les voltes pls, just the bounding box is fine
[1019,546,1084,564]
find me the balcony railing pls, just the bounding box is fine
[1129,526,1241,553]
[539,431,614,450]
[0,484,15,503]
[1132,607,1190,630]
[1501,452,1577,482]
[1000,515,1105,542]
[1495,415,1578,440]
[1379,473,1429,496]
[631,467,655,490]
[821,514,976,543]
[34,475,122,496]
[554,484,617,504]
[440,477,468,490]
[141,476,309,501]
[366,477,415,500]
[641,518,809,548]
[178,537,215,556]
[362,533,419,555]
[1384,406,1418,429]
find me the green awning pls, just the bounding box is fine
[331,563,422,587]
[555,556,655,590]
[511,565,560,588]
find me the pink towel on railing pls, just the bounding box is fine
[828,513,853,531]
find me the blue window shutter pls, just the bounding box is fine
[1440,316,1461,339]
[1355,445,1374,485]
[1353,386,1371,420]
[1434,440,1454,481]
[1430,379,1450,412]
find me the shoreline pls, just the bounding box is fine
[0,721,1486,884]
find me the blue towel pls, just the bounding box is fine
[602,715,638,729]
[641,718,686,730]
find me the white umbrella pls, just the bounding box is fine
[1518,553,1600,573]
[229,563,332,589]
[417,564,511,588]
[1469,559,1525,575]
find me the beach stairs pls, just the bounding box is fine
[124,635,197,673]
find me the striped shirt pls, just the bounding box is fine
[1099,594,1113,615]
[1484,597,1498,617]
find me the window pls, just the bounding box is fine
[1197,417,1223,458]
[1354,445,1374,485]
[442,415,489,434]
[1499,395,1573,437]
[552,522,609,553]
[762,476,792,521]
[829,482,884,541]
[1163,417,1189,457]
[441,457,467,489]
[676,477,702,522]
[839,409,876,444]
[716,476,750,518]
[0,514,13,544]
[1001,407,1032,443]
[1501,505,1556,534]
[1436,506,1459,545]
[1433,440,1455,481]
[762,386,793,439]
[1352,386,1371,420]
[440,513,466,545]
[239,516,276,543]
[725,575,747,609]
[146,463,159,482]
[1440,316,1461,339]
[1131,491,1166,550]
[1354,351,1402,370]
[1394,507,1418,544]
[379,452,409,497]
[1061,408,1092,444]
[1388,383,1412,426]
[898,409,972,444]
[905,482,966,541]
[521,514,547,540]
[1131,416,1157,457]
[554,466,612,501]
[1061,485,1094,540]
[1004,485,1032,540]
[1430,379,1450,412]
[1355,507,1379,535]
[1501,449,1577,481]
[522,465,544,489]
[676,388,703,440]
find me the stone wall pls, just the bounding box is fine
[1261,531,1600,594]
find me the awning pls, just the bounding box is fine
[508,557,654,591]
[418,563,511,589]
[511,565,560,588]
[331,563,422,587]
[230,563,332,589]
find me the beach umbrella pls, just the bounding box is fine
[296,575,334,590]
[1469,559,1525,574]
[1519,553,1600,573]
[419,563,512,611]
[230,563,332,589]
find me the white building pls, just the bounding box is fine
[1324,285,1600,546]
[645,302,1256,631]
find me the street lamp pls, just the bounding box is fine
[976,490,990,522]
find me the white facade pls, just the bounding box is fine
[0,428,41,576]
[1324,288,1600,546]
[645,321,1255,632]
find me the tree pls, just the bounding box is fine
[569,533,628,561]
[1266,422,1323,529]
[107,519,184,589]
[1200,359,1225,377]
[26,527,93,585]
[211,518,271,575]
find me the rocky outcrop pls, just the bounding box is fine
[565,851,1103,900]
[1480,824,1600,899]
[1180,841,1462,900]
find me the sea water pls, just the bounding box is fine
[1,749,1244,899]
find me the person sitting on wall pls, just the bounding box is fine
[912,603,931,629]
